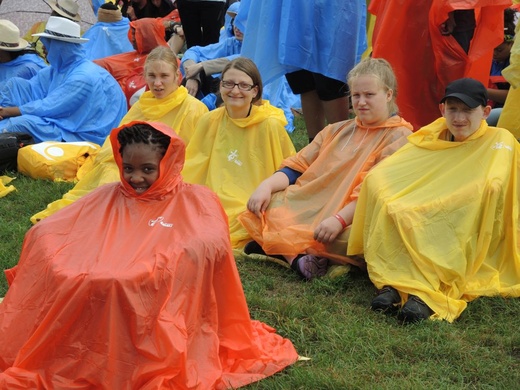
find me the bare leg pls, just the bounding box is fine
[323,96,350,125]
[300,90,326,139]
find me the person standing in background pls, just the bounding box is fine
[176,0,226,48]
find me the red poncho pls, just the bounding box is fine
[0,122,298,389]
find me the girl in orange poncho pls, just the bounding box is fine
[239,58,413,280]
[0,121,298,389]
[31,46,208,223]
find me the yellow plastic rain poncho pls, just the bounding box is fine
[182,101,296,249]
[239,116,413,264]
[497,22,520,138]
[348,118,520,322]
[30,86,207,223]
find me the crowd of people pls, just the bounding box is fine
[1,0,520,388]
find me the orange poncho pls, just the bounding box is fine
[0,122,298,389]
[239,116,412,264]
[370,0,510,129]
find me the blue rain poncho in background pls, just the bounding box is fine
[0,53,47,83]
[236,0,367,85]
[82,18,134,60]
[180,37,243,76]
[0,38,127,145]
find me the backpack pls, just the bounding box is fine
[0,133,35,173]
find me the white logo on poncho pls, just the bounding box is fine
[227,149,243,166]
[148,216,173,228]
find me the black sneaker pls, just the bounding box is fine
[243,241,266,255]
[371,286,401,313]
[398,295,433,324]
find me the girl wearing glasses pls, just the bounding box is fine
[183,57,296,249]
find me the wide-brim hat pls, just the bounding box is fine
[33,16,88,44]
[44,0,81,22]
[0,19,29,51]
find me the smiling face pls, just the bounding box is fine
[440,98,491,141]
[122,143,164,194]
[220,67,258,118]
[145,59,179,99]
[350,74,392,126]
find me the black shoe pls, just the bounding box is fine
[398,295,433,324]
[244,240,266,255]
[371,286,401,313]
[243,241,286,261]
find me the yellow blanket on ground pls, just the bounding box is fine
[348,118,520,322]
[182,101,295,249]
[31,86,207,223]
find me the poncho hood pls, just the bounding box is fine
[408,117,489,149]
[111,121,185,200]
[224,99,288,128]
[138,86,188,119]
[129,18,168,54]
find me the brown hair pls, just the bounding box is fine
[221,57,263,104]
[347,57,399,115]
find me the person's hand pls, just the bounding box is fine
[0,106,21,120]
[127,5,136,20]
[313,216,344,244]
[175,25,185,38]
[247,183,273,218]
[439,13,456,35]
[184,63,203,79]
[185,78,199,96]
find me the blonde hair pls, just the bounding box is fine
[144,46,179,73]
[347,57,399,115]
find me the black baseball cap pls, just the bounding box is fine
[440,78,488,108]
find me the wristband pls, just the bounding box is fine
[333,214,347,229]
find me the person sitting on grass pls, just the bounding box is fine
[347,78,520,324]
[0,121,298,388]
[0,20,46,83]
[31,45,208,223]
[182,57,296,249]
[238,58,413,280]
[0,16,126,145]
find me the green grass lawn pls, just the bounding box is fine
[1,118,519,388]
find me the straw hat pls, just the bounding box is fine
[0,19,29,51]
[44,0,81,22]
[33,16,89,44]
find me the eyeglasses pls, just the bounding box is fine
[220,80,256,91]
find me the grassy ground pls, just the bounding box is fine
[1,118,519,388]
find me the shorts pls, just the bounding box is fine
[285,70,348,101]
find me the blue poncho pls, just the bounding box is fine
[0,38,127,145]
[0,53,47,83]
[82,19,134,60]
[236,0,367,84]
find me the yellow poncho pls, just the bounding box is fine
[348,118,520,322]
[31,86,207,223]
[182,101,296,249]
[497,22,520,138]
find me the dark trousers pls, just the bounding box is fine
[176,0,225,48]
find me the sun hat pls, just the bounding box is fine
[440,78,488,108]
[33,16,89,44]
[0,20,29,51]
[44,0,81,22]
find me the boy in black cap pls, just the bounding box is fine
[347,77,520,325]
[439,78,491,142]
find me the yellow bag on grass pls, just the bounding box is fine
[17,142,100,182]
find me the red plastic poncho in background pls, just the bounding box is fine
[370,0,511,130]
[0,121,298,389]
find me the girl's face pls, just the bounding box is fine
[350,74,392,127]
[493,42,512,62]
[145,60,179,99]
[122,143,163,194]
[220,68,258,118]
